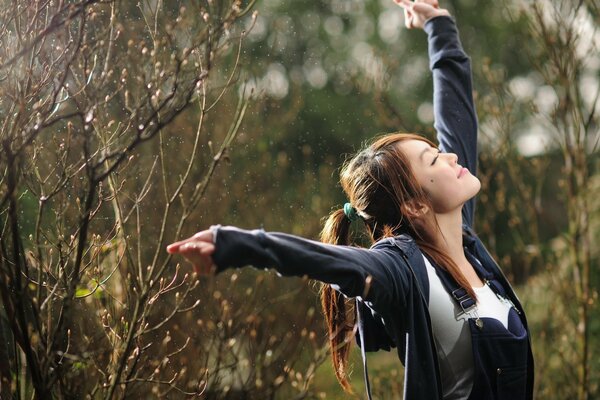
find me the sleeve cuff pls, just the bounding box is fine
[424,15,467,70]
[210,225,268,273]
[210,224,221,244]
[423,15,457,36]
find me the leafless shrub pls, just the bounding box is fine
[0,0,333,398]
[476,1,599,398]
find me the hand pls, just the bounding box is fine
[394,0,450,30]
[166,230,216,275]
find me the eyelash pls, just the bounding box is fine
[431,151,441,165]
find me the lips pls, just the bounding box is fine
[458,167,468,178]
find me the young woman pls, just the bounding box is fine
[167,1,534,399]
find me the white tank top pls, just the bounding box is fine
[423,255,512,400]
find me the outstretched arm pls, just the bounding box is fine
[427,15,478,226]
[397,0,478,226]
[167,227,412,312]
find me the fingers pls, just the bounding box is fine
[395,0,427,29]
[170,241,215,261]
[166,230,214,253]
[166,238,193,253]
[180,241,215,256]
[393,0,449,29]
[167,230,216,275]
[166,242,181,253]
[405,10,414,29]
[176,242,215,274]
[396,0,439,9]
[416,0,440,7]
[411,3,436,13]
[395,0,413,10]
[394,0,415,28]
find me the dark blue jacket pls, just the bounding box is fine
[212,16,534,399]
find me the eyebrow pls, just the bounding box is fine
[419,147,435,161]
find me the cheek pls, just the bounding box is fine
[423,171,457,196]
[426,175,480,209]
[431,180,462,201]
[422,177,451,200]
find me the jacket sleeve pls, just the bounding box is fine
[211,226,411,311]
[425,16,478,227]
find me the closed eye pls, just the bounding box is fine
[430,150,441,166]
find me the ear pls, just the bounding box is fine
[402,200,430,218]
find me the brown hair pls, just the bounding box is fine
[319,133,475,392]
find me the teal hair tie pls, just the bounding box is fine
[343,203,359,222]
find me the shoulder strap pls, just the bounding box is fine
[424,254,477,315]
[430,250,518,318]
[356,303,373,400]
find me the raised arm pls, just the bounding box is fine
[426,16,478,226]
[167,226,411,313]
[397,1,478,226]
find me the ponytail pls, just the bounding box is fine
[319,132,480,392]
[319,209,355,393]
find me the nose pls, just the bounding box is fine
[444,152,458,164]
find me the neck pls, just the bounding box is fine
[429,209,466,262]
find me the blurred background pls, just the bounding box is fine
[0,0,598,398]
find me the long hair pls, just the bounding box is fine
[319,133,475,392]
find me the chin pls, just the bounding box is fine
[461,181,481,203]
[468,176,482,196]
[474,177,482,192]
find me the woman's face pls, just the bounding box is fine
[397,139,481,214]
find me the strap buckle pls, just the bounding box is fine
[451,288,476,314]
